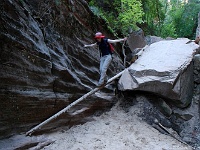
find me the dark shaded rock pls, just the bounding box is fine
[145,35,174,45]
[0,134,54,150]
[0,0,124,138]
[118,93,173,129]
[127,29,146,50]
[145,36,164,45]
[118,92,200,148]
[157,98,172,117]
[125,29,147,66]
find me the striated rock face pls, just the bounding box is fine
[0,0,124,138]
[118,38,199,108]
[1,1,199,148]
[194,54,200,93]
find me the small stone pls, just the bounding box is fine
[105,122,110,125]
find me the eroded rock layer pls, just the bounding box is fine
[0,0,123,138]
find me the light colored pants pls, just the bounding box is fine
[98,54,112,85]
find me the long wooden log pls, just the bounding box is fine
[26,69,126,136]
[154,119,195,149]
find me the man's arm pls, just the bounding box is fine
[107,37,127,43]
[84,43,97,47]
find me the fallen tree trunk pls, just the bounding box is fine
[26,69,126,136]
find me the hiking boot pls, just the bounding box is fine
[104,78,108,84]
[97,80,107,88]
[97,82,105,88]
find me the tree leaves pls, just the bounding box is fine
[89,0,200,38]
[118,0,144,35]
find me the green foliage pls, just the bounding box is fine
[158,1,184,38]
[89,5,116,35]
[19,0,24,3]
[161,0,200,39]
[117,0,144,35]
[160,22,177,38]
[89,0,144,36]
[89,0,200,38]
[141,0,166,36]
[89,6,101,17]
[176,2,200,38]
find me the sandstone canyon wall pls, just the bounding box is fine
[0,0,124,138]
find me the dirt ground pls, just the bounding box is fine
[42,101,192,150]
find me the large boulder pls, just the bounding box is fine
[118,38,199,108]
[127,29,146,50]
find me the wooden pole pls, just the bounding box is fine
[122,41,126,67]
[26,69,126,136]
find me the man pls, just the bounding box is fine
[84,32,127,87]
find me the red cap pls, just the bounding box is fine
[94,32,105,39]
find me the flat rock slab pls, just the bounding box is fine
[118,38,199,107]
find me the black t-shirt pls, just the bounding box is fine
[97,38,111,56]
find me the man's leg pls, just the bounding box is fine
[98,54,112,86]
[99,56,105,74]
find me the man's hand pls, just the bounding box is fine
[124,37,127,41]
[83,43,97,47]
